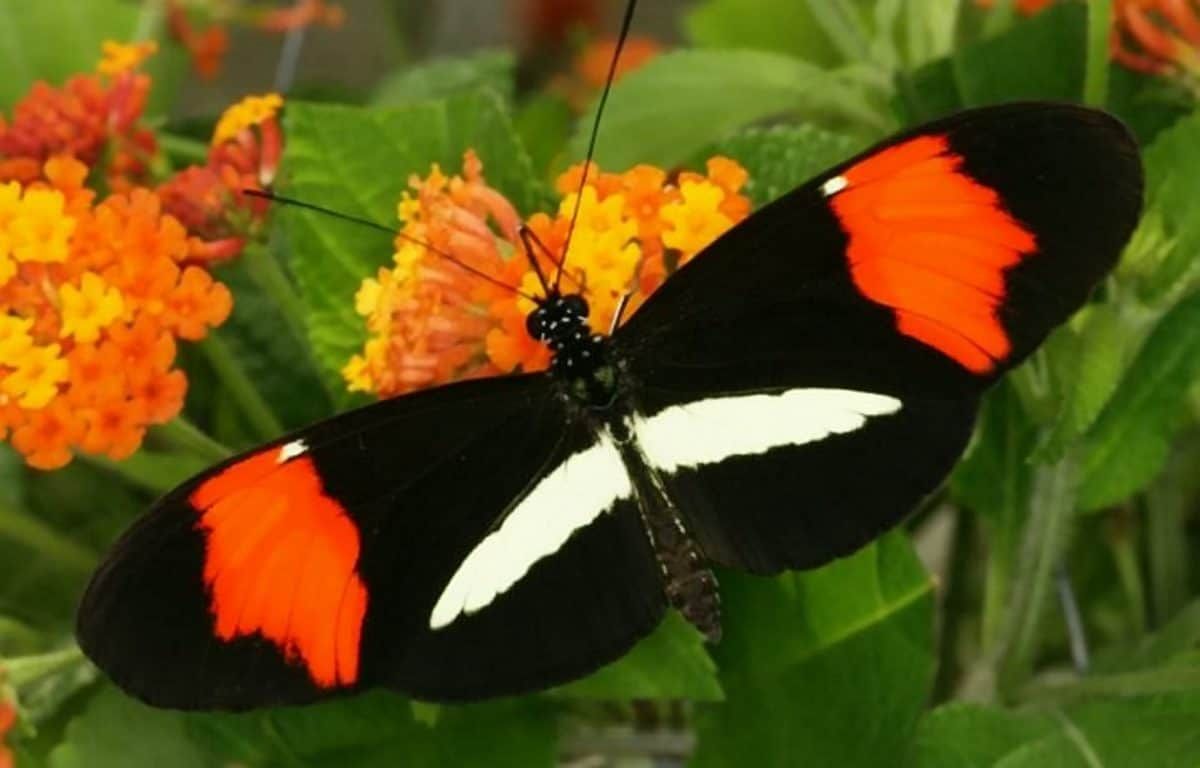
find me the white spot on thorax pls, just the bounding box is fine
[821,175,849,197]
[633,388,901,473]
[429,433,632,630]
[277,440,308,464]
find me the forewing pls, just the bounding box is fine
[614,103,1142,573]
[77,374,665,708]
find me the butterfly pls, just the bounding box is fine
[75,58,1143,710]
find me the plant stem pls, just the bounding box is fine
[997,452,1080,699]
[158,132,211,163]
[0,502,97,574]
[1084,0,1113,106]
[156,417,233,463]
[1146,456,1189,626]
[1107,506,1147,636]
[242,242,311,350]
[200,335,284,441]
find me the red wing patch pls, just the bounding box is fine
[826,135,1037,373]
[190,447,368,688]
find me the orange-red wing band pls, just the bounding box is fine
[190,449,368,688]
[828,135,1037,374]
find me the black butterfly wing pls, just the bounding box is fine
[78,374,665,708]
[614,103,1142,574]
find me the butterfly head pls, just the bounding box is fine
[527,292,615,400]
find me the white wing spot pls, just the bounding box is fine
[429,434,632,630]
[821,175,849,197]
[277,440,308,464]
[634,388,901,473]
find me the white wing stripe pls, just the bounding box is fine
[429,435,631,630]
[634,388,902,472]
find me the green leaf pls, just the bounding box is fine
[280,93,545,397]
[684,0,843,66]
[567,50,891,170]
[514,93,574,179]
[1079,291,1200,510]
[188,692,556,767]
[708,124,861,206]
[693,533,935,767]
[49,686,209,768]
[950,381,1037,527]
[211,256,334,431]
[953,3,1086,105]
[373,50,514,106]
[0,0,183,116]
[1139,111,1200,302]
[0,0,138,107]
[553,612,722,701]
[1034,306,1132,462]
[902,3,1085,120]
[909,693,1200,767]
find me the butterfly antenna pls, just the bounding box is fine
[243,189,539,302]
[553,0,638,292]
[517,225,552,297]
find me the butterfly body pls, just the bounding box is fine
[77,102,1143,709]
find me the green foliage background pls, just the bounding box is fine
[2,0,1200,765]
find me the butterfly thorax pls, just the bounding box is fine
[526,293,618,409]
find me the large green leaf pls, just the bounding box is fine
[1079,291,1200,510]
[567,50,891,170]
[187,691,556,767]
[0,0,183,116]
[684,0,843,66]
[901,3,1085,122]
[693,533,935,767]
[709,124,861,206]
[280,93,545,397]
[909,693,1200,767]
[373,50,514,107]
[49,686,209,768]
[553,612,722,701]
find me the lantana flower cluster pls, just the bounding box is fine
[977,0,1200,85]
[0,43,283,469]
[344,151,750,398]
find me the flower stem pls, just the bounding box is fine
[158,132,211,163]
[0,502,96,574]
[200,335,284,441]
[997,452,1080,699]
[242,242,311,350]
[156,417,232,463]
[1084,0,1113,106]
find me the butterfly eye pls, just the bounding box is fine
[525,309,549,340]
[563,294,588,318]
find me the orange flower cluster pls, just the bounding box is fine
[0,41,157,192]
[158,93,283,263]
[1112,0,1200,77]
[0,157,231,469]
[167,0,344,79]
[975,0,1200,80]
[344,152,750,398]
[0,43,256,470]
